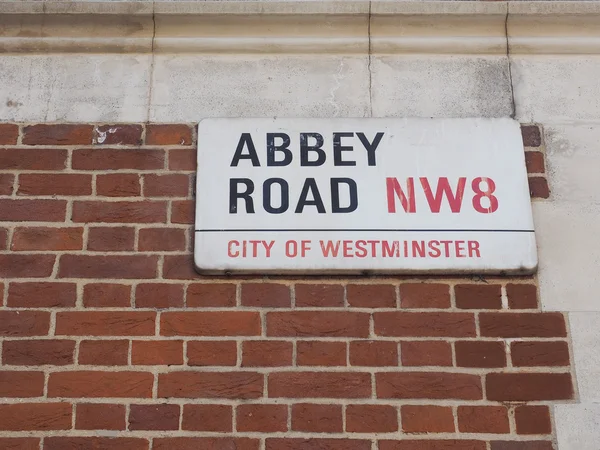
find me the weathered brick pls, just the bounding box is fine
[171,200,194,224]
[58,255,158,279]
[0,311,50,336]
[72,148,164,170]
[163,254,200,279]
[506,283,538,309]
[72,200,167,223]
[88,226,135,251]
[3,339,74,366]
[529,177,550,199]
[0,123,18,144]
[296,341,346,366]
[486,373,573,401]
[294,284,344,307]
[45,437,149,450]
[132,340,183,365]
[11,227,83,251]
[168,148,196,171]
[0,438,40,450]
[266,439,370,450]
[96,173,141,197]
[237,404,288,432]
[521,125,542,147]
[161,311,260,336]
[350,340,398,366]
[515,405,552,435]
[0,403,71,430]
[401,341,452,367]
[56,311,156,336]
[187,340,237,366]
[94,124,143,145]
[377,372,482,400]
[135,283,184,308]
[242,340,293,367]
[380,440,486,450]
[0,199,66,221]
[7,282,76,308]
[76,403,126,430]
[401,405,455,433]
[146,124,193,146]
[48,371,153,398]
[18,173,92,196]
[267,311,369,337]
[186,283,236,307]
[241,283,291,308]
[158,371,263,399]
[144,174,190,197]
[83,283,131,308]
[23,124,92,145]
[269,372,371,399]
[129,404,180,430]
[525,151,545,174]
[374,311,476,337]
[0,173,14,195]
[458,406,509,433]
[182,404,232,432]
[400,283,450,308]
[139,228,186,251]
[511,341,570,367]
[455,341,507,368]
[0,148,67,170]
[0,227,7,250]
[480,312,566,338]
[291,403,342,432]
[78,340,129,365]
[347,284,396,308]
[455,284,502,309]
[0,371,44,397]
[346,404,398,432]
[490,442,553,450]
[154,438,257,450]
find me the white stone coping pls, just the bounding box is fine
[0,1,599,54]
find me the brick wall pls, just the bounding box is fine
[0,122,572,450]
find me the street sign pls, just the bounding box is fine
[194,118,537,275]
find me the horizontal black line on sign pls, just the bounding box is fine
[195,229,536,233]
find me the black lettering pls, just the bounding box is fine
[357,132,384,166]
[229,178,255,213]
[333,132,356,166]
[267,133,292,166]
[300,133,326,166]
[331,178,358,213]
[263,178,289,214]
[230,133,260,167]
[295,178,326,213]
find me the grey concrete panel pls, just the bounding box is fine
[568,313,600,403]
[555,403,600,449]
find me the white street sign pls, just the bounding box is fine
[194,118,537,275]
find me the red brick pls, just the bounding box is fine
[18,173,92,196]
[168,148,196,170]
[515,405,552,435]
[48,371,153,398]
[491,442,553,450]
[294,284,344,307]
[269,372,371,398]
[72,200,167,223]
[525,151,545,174]
[0,438,40,450]
[0,173,14,195]
[0,311,49,336]
[146,124,193,146]
[7,282,76,308]
[0,148,67,170]
[237,404,288,432]
[374,311,476,337]
[23,124,92,145]
[139,228,185,251]
[347,284,396,308]
[0,123,18,144]
[0,403,71,430]
[458,405,509,433]
[11,227,83,251]
[0,199,66,221]
[182,404,232,432]
[350,340,398,366]
[88,226,135,251]
[72,148,164,170]
[144,174,190,197]
[0,227,7,249]
[76,403,126,430]
[266,439,370,450]
[529,177,550,199]
[296,341,346,366]
[171,199,194,224]
[83,283,131,307]
[400,283,450,308]
[132,340,183,365]
[401,405,454,433]
[186,283,236,307]
[242,283,291,308]
[163,254,200,279]
[158,371,263,399]
[486,372,573,401]
[161,311,260,336]
[58,255,158,279]
[291,403,342,432]
[135,283,184,308]
[56,311,156,336]
[96,173,141,197]
[154,438,257,450]
[267,311,369,337]
[380,441,486,450]
[480,312,566,337]
[507,283,538,309]
[455,284,502,309]
[94,124,143,145]
[455,340,506,368]
[0,371,44,397]
[511,341,569,367]
[1,255,52,279]
[78,340,129,365]
[521,125,542,147]
[401,340,452,367]
[3,339,74,366]
[242,340,292,367]
[346,404,398,432]
[45,437,149,450]
[187,340,237,366]
[377,372,482,400]
[129,404,179,430]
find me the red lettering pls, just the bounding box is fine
[455,240,465,257]
[382,241,400,257]
[428,240,441,258]
[472,177,498,213]
[263,240,275,257]
[320,240,340,257]
[420,177,466,213]
[228,240,239,257]
[355,240,367,258]
[343,240,353,257]
[468,240,481,257]
[386,177,415,213]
